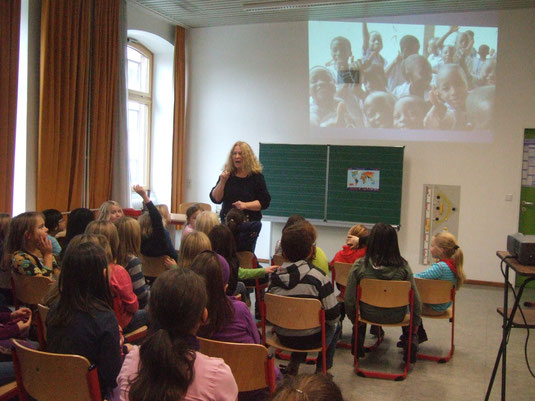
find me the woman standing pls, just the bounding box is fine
[210,141,271,224]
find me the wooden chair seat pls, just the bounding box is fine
[0,381,17,401]
[198,337,275,394]
[124,325,148,343]
[415,278,456,363]
[354,279,414,381]
[12,339,102,401]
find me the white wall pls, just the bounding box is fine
[185,9,535,283]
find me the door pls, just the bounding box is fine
[517,128,535,286]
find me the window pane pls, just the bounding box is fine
[127,100,149,187]
[127,46,149,93]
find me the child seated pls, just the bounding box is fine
[177,231,212,269]
[415,232,465,315]
[225,208,261,253]
[113,268,238,401]
[182,204,203,237]
[268,221,341,376]
[344,222,422,362]
[331,224,369,266]
[42,209,65,257]
[7,212,58,277]
[134,185,178,262]
[97,200,124,223]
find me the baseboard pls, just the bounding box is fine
[465,279,504,288]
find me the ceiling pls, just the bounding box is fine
[128,0,535,29]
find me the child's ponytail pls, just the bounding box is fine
[129,328,195,401]
[434,232,465,289]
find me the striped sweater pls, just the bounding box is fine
[268,260,340,337]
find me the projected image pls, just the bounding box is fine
[309,21,497,141]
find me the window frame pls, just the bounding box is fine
[127,40,153,190]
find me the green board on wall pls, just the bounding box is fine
[259,143,404,226]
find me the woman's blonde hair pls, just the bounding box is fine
[434,231,465,289]
[225,141,263,175]
[115,217,141,266]
[195,211,220,236]
[96,200,122,221]
[156,204,170,226]
[85,220,119,263]
[177,231,211,268]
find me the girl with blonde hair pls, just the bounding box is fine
[97,200,124,223]
[115,217,149,310]
[85,221,147,332]
[209,141,271,225]
[177,231,211,269]
[195,211,220,236]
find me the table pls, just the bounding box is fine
[484,251,535,401]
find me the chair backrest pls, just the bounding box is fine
[12,339,102,401]
[359,279,412,308]
[11,273,53,306]
[272,254,285,266]
[36,304,50,350]
[237,251,255,269]
[415,278,454,304]
[178,202,211,214]
[140,255,168,278]
[264,293,322,330]
[198,337,274,393]
[332,262,352,287]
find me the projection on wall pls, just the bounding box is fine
[309,21,497,142]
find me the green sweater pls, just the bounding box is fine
[344,258,422,326]
[238,266,265,280]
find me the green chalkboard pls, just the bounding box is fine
[259,143,404,226]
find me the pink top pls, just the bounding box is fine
[112,345,238,401]
[109,263,139,328]
[182,224,195,237]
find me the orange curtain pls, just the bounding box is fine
[37,0,91,211]
[88,0,120,208]
[171,26,187,212]
[0,0,21,214]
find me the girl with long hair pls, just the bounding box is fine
[6,212,58,277]
[46,238,121,398]
[113,268,238,401]
[344,222,422,362]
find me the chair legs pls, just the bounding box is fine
[417,318,455,363]
[354,323,412,381]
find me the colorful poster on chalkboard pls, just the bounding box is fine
[347,168,380,191]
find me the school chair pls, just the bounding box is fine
[140,254,169,283]
[415,278,456,363]
[0,381,17,401]
[11,339,103,401]
[331,261,353,349]
[354,279,414,381]
[263,293,328,374]
[271,253,284,266]
[35,304,49,351]
[177,202,211,214]
[198,337,276,395]
[124,325,148,344]
[11,272,54,309]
